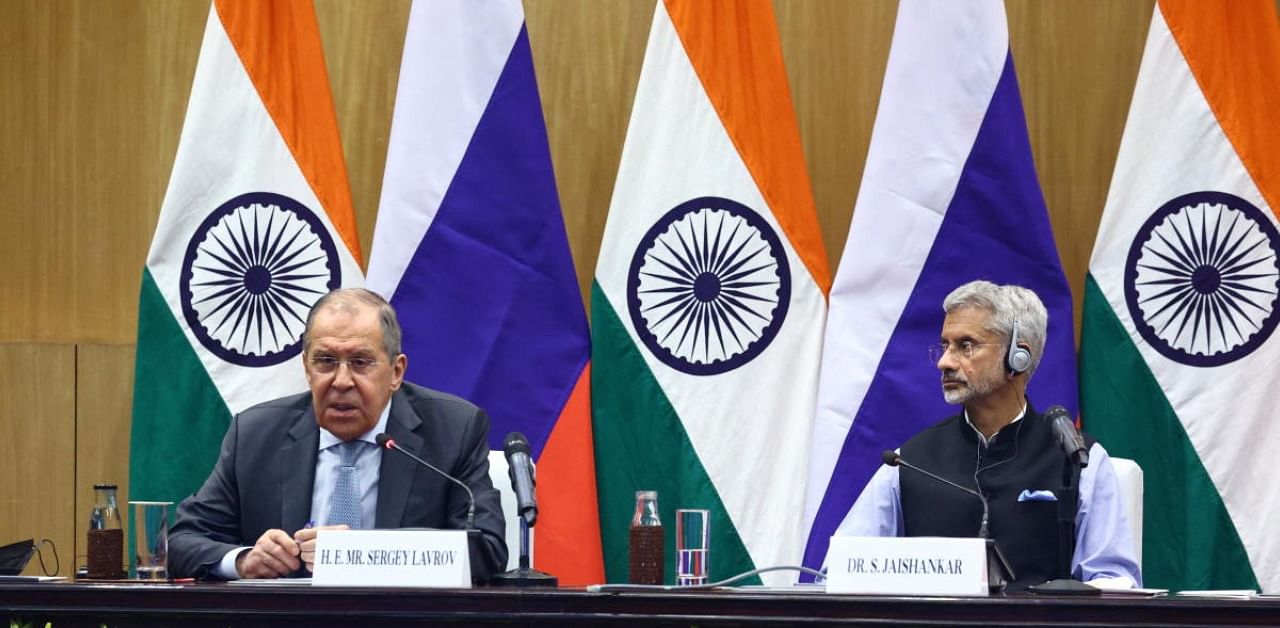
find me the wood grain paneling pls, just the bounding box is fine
[0,344,75,576]
[776,0,897,268]
[74,344,134,577]
[0,0,205,345]
[1009,0,1155,335]
[525,0,656,304]
[315,0,412,261]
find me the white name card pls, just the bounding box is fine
[312,529,471,588]
[825,536,988,596]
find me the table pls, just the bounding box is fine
[4,582,1280,627]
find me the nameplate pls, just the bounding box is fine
[312,529,471,588]
[825,536,988,596]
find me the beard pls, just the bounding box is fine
[941,363,1004,405]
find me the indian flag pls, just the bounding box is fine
[1081,0,1280,592]
[129,0,363,506]
[591,0,830,586]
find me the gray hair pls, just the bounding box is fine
[942,280,1048,377]
[303,288,403,358]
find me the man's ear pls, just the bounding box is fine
[390,353,407,390]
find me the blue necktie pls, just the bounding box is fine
[327,441,365,529]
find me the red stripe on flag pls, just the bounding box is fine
[533,365,603,585]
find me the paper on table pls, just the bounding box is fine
[227,577,313,586]
[1173,589,1257,599]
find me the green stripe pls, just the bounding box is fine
[1080,273,1258,590]
[129,268,232,505]
[591,281,759,585]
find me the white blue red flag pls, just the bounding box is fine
[365,0,600,585]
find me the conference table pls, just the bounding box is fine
[4,581,1280,626]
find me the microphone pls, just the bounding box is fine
[1045,405,1089,467]
[375,433,475,530]
[882,449,990,538]
[503,432,538,526]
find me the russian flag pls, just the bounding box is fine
[801,0,1078,571]
[365,0,601,585]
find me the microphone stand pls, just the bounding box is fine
[490,516,557,587]
[884,451,1015,591]
[1029,455,1099,595]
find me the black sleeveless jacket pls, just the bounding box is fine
[899,404,1090,588]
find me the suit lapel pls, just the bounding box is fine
[375,390,422,528]
[281,406,319,532]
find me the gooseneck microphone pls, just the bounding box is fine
[1045,405,1089,467]
[881,449,990,538]
[503,432,538,526]
[375,433,475,530]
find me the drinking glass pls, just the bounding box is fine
[130,501,172,580]
[675,509,709,586]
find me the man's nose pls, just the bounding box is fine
[332,362,356,388]
[936,349,958,371]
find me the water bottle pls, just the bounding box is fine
[628,490,663,584]
[86,483,124,579]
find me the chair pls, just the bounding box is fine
[1109,457,1143,567]
[488,451,532,571]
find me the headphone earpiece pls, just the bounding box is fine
[1006,319,1032,375]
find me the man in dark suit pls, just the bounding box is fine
[169,288,507,581]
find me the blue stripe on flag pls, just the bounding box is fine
[387,26,588,456]
[803,54,1077,569]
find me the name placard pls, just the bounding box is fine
[312,529,471,588]
[825,536,988,596]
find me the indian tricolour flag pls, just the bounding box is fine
[129,0,363,506]
[1082,0,1280,592]
[592,0,830,586]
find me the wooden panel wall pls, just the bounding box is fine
[1,0,1178,573]
[0,345,75,576]
[74,344,134,577]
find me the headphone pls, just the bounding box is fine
[1006,319,1032,375]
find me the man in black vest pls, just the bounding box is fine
[828,280,1141,589]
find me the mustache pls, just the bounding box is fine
[941,369,967,385]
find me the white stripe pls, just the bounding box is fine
[596,3,826,586]
[147,5,362,414]
[1089,6,1280,592]
[804,0,1008,533]
[365,0,524,298]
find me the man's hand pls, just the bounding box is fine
[294,524,350,573]
[235,529,302,579]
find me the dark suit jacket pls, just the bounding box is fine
[169,382,507,581]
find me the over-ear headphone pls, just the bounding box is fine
[1006,319,1032,375]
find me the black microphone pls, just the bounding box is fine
[882,450,990,538]
[503,432,538,527]
[1045,405,1089,467]
[376,433,475,530]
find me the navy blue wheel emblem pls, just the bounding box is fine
[180,192,342,367]
[1124,191,1280,367]
[627,196,791,376]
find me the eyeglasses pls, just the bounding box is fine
[927,341,991,362]
[308,355,381,375]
